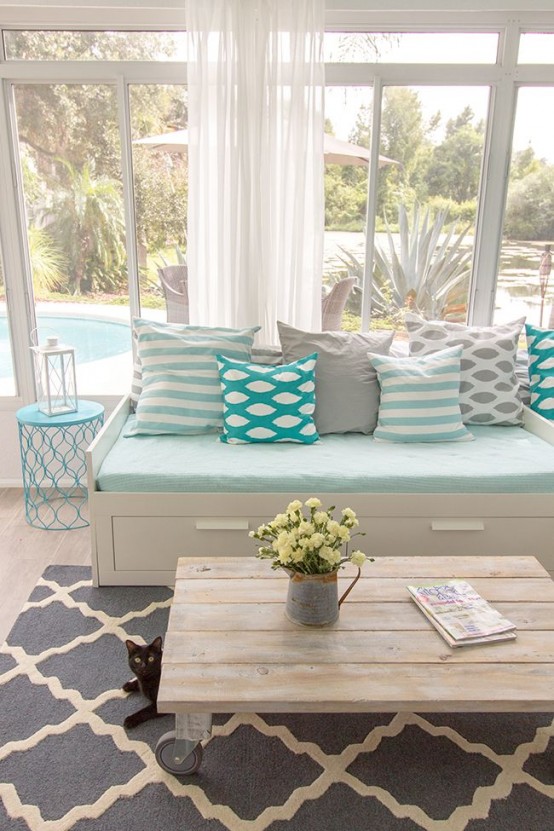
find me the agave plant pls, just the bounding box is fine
[374,203,472,320]
[335,247,389,319]
[160,242,187,266]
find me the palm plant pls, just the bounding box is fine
[47,160,126,294]
[373,203,472,320]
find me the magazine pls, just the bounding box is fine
[407,580,517,648]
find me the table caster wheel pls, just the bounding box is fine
[155,730,203,776]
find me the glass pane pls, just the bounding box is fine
[130,85,188,325]
[323,86,373,332]
[13,83,132,396]
[324,32,498,64]
[518,33,554,64]
[370,85,490,335]
[496,87,554,327]
[0,248,17,396]
[4,30,186,61]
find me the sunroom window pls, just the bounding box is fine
[1,17,554,399]
[518,32,554,64]
[130,84,188,325]
[324,31,499,64]
[0,246,16,396]
[496,86,554,328]
[12,82,132,396]
[3,30,187,61]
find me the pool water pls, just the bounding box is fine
[0,314,131,379]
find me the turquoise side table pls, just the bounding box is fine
[16,400,105,531]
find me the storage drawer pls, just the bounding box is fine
[113,515,263,571]
[358,516,554,567]
[112,514,554,573]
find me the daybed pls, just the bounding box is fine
[87,395,554,586]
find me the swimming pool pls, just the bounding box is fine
[0,314,131,379]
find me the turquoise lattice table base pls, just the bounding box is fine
[16,401,104,531]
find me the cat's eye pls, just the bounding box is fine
[147,655,155,662]
[134,656,141,663]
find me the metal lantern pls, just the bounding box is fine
[31,335,78,416]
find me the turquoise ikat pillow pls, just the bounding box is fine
[216,352,319,444]
[526,322,554,419]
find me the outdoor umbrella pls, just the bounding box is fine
[134,128,397,167]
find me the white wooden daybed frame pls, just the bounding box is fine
[86,394,554,586]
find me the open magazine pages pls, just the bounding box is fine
[407,580,517,647]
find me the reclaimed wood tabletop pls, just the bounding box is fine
[158,555,554,715]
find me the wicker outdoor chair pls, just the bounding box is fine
[321,277,356,330]
[158,264,189,324]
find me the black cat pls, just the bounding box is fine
[123,636,166,729]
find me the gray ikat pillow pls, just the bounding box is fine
[404,313,525,426]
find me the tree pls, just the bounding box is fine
[324,118,369,230]
[11,31,181,181]
[504,164,554,240]
[333,32,400,62]
[325,89,435,229]
[15,83,121,185]
[510,147,542,182]
[427,109,484,204]
[133,150,188,255]
[376,88,433,220]
[11,34,188,295]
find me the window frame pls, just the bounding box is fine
[0,57,189,407]
[0,11,554,405]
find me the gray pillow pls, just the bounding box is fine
[277,321,394,434]
[404,313,525,425]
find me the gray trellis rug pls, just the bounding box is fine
[0,566,553,831]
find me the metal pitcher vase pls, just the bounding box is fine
[285,567,361,626]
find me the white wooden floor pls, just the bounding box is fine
[0,488,91,645]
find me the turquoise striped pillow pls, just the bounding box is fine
[368,345,474,443]
[526,322,554,419]
[126,319,260,436]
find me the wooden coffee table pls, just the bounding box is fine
[155,555,554,775]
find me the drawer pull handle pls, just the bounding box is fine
[431,520,484,532]
[195,519,249,531]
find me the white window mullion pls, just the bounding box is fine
[0,61,185,84]
[469,22,520,325]
[116,77,140,323]
[361,75,381,332]
[0,80,36,405]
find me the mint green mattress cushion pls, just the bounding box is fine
[96,416,554,493]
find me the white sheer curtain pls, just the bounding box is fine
[186,0,325,343]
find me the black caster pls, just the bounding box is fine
[155,730,203,776]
